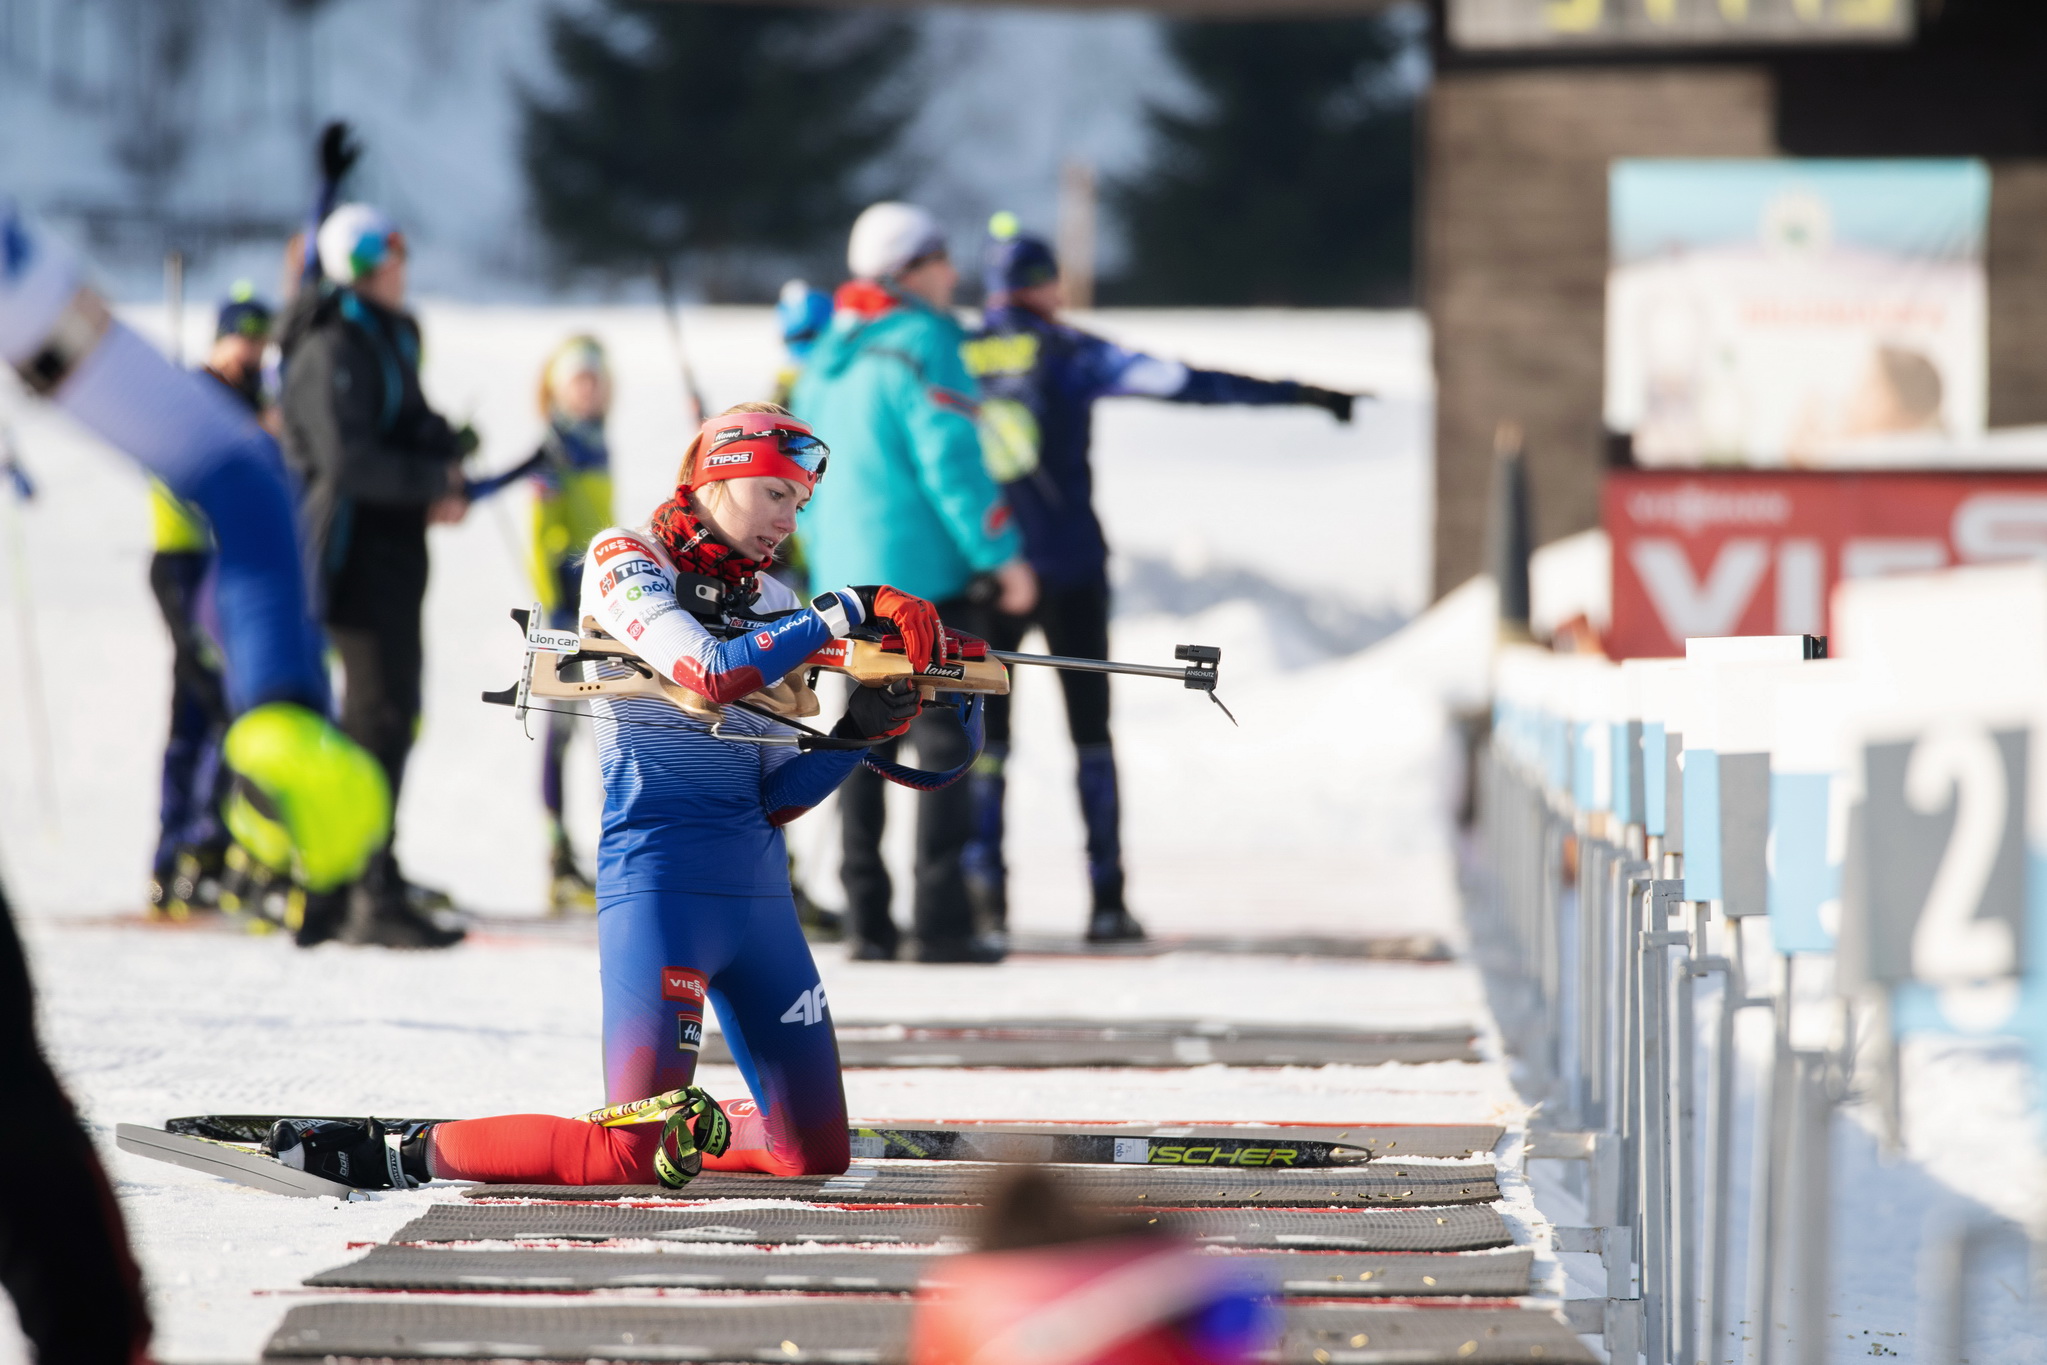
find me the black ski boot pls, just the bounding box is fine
[343,860,465,949]
[263,1118,434,1190]
[151,841,229,920]
[343,887,466,949]
[1086,905,1147,944]
[293,887,351,948]
[217,843,294,932]
[915,936,1007,964]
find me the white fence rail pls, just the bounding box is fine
[1477,563,2047,1365]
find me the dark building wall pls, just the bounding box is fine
[1986,165,2047,430]
[1424,67,1774,599]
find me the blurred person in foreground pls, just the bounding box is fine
[146,286,278,918]
[963,216,1359,944]
[790,202,1037,963]
[279,202,474,948]
[462,335,616,912]
[0,200,392,1365]
[912,1167,1276,1365]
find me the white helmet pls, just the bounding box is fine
[316,203,401,285]
[846,202,947,281]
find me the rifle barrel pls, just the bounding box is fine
[988,650,1189,682]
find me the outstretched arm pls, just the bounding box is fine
[1084,335,1357,420]
[1,205,328,713]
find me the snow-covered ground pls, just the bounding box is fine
[5,304,2035,1364]
[1,307,1490,1362]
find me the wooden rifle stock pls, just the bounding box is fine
[521,621,1008,725]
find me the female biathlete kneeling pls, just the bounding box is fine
[266,403,947,1188]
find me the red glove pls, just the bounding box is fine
[857,586,944,674]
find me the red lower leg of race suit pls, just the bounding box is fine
[430,889,848,1182]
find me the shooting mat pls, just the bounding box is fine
[396,1200,1516,1252]
[460,1160,1499,1208]
[265,1300,1591,1363]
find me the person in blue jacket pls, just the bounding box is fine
[962,216,1358,943]
[0,199,390,1365]
[792,202,1037,963]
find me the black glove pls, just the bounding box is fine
[1298,385,1355,424]
[834,680,922,742]
[451,423,481,460]
[318,121,361,187]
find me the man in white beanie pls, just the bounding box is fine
[278,198,474,948]
[790,202,1037,964]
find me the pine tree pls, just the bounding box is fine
[522,2,920,298]
[1108,15,1420,306]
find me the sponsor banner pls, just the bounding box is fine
[1450,0,1910,49]
[1606,159,1990,468]
[1605,469,2047,659]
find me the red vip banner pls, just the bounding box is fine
[1605,469,2047,659]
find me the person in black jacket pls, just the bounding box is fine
[279,202,471,949]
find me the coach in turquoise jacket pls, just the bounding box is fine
[791,202,1037,966]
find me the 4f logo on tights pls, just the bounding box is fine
[781,983,828,1026]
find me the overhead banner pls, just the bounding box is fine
[1606,159,1990,469]
[1605,469,2047,659]
[1450,0,1912,49]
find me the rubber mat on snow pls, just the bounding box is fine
[305,1245,1535,1297]
[264,1300,1591,1363]
[460,1160,1498,1208]
[1004,933,1455,962]
[396,1200,1515,1252]
[705,1025,1478,1068]
[847,1121,1503,1160]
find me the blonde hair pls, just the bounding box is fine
[677,400,796,513]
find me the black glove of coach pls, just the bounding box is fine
[318,121,361,187]
[1297,385,1357,424]
[834,680,922,742]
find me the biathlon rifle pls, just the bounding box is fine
[481,605,1234,750]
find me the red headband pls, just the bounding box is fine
[690,412,830,491]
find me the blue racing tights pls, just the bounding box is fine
[597,888,849,1176]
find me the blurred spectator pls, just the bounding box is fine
[145,286,279,919]
[790,202,1036,963]
[278,202,472,949]
[464,335,616,912]
[771,279,834,410]
[911,1167,1276,1365]
[964,218,1355,944]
